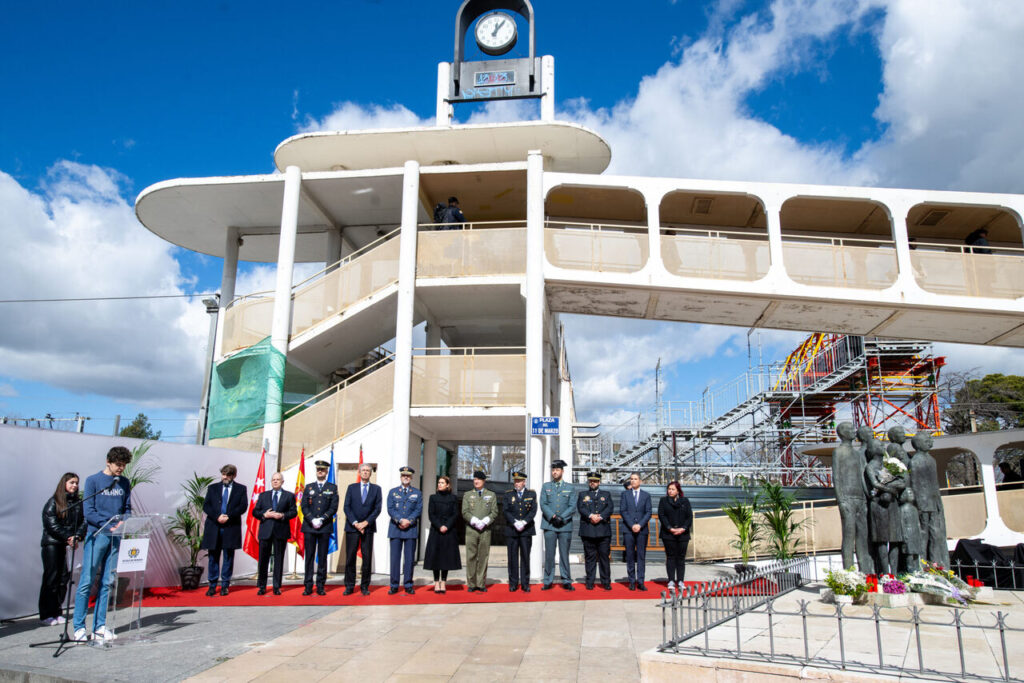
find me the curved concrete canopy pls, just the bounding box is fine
[274,121,611,174]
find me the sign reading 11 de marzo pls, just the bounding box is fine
[531,417,559,436]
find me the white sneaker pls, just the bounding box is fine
[55,616,66,624]
[93,626,117,641]
[41,617,58,626]
[72,628,90,642]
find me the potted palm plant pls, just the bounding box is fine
[167,473,215,590]
[758,481,807,589]
[722,488,761,573]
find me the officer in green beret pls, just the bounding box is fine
[462,470,498,592]
[501,471,538,592]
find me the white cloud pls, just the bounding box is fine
[0,163,208,409]
[0,383,17,397]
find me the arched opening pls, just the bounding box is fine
[995,442,1024,533]
[544,185,648,272]
[780,197,898,289]
[659,190,769,281]
[932,447,986,539]
[906,203,1024,298]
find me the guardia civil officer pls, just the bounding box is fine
[577,472,613,590]
[300,460,339,596]
[386,466,422,594]
[540,459,575,590]
[462,470,498,592]
[501,471,538,592]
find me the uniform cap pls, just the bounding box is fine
[587,472,602,482]
[314,460,330,469]
[472,470,487,480]
[399,466,415,475]
[551,459,567,469]
[511,471,527,481]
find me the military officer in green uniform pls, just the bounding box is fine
[501,470,538,592]
[300,460,340,595]
[462,470,498,592]
[577,471,613,590]
[540,459,576,590]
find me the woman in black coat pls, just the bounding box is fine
[39,472,86,624]
[657,481,693,590]
[423,476,461,594]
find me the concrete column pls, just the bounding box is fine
[973,448,1019,545]
[884,197,920,293]
[392,160,421,474]
[761,193,788,282]
[425,321,441,354]
[420,437,439,550]
[262,166,301,470]
[644,190,670,277]
[213,226,240,363]
[526,149,546,579]
[489,446,503,480]
[540,56,555,121]
[436,62,453,126]
[559,376,574,480]
[325,228,343,269]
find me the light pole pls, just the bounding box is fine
[196,295,220,444]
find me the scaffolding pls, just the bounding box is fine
[583,334,945,487]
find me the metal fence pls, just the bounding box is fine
[951,559,1024,591]
[658,560,1024,682]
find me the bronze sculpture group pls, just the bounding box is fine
[832,422,950,573]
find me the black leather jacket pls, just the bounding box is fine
[41,495,86,547]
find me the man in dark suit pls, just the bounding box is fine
[620,472,652,591]
[200,464,248,596]
[501,470,538,592]
[252,472,297,595]
[577,472,613,590]
[301,460,339,596]
[342,463,382,596]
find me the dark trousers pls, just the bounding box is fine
[506,535,533,587]
[432,569,449,581]
[624,531,648,583]
[663,536,689,583]
[206,547,235,586]
[257,538,287,589]
[39,545,70,620]
[345,531,374,589]
[582,536,611,586]
[303,532,330,588]
[389,537,416,589]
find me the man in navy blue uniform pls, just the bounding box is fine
[252,472,297,595]
[501,470,538,592]
[342,463,382,596]
[620,472,652,591]
[300,460,339,596]
[200,464,248,596]
[577,472,613,590]
[387,466,422,595]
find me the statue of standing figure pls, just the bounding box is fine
[865,438,904,574]
[887,427,924,572]
[831,422,872,572]
[909,433,950,567]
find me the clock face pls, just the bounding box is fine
[475,11,517,56]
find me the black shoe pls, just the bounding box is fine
[206,585,218,597]
[221,586,230,596]
[638,583,648,592]
[542,584,553,591]
[562,583,575,591]
[302,587,313,596]
[388,587,399,595]
[256,588,267,596]
[585,584,594,590]
[317,587,326,596]
[405,587,415,595]
[273,588,282,596]
[509,585,519,592]
[602,584,612,591]
[479,587,488,593]
[361,588,370,596]
[343,587,355,596]
[629,582,636,591]
[522,585,531,593]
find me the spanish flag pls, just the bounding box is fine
[289,449,305,557]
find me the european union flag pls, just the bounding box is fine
[327,447,338,554]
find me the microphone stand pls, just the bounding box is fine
[30,480,120,657]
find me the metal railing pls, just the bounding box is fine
[544,219,649,272]
[910,239,1024,299]
[781,232,898,289]
[951,559,1024,591]
[661,225,771,281]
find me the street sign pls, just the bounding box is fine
[531,416,559,435]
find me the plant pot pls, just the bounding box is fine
[820,588,854,605]
[179,565,203,591]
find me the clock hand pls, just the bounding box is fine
[492,20,504,37]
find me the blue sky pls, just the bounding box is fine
[2,0,1023,440]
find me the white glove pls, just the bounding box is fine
[514,520,526,532]
[481,516,491,526]
[312,517,323,529]
[470,516,481,527]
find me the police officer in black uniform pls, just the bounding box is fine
[501,470,538,592]
[300,460,339,595]
[577,471,613,590]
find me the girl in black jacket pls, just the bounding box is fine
[39,472,86,624]
[657,481,693,590]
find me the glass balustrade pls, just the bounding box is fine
[782,235,898,289]
[662,227,770,280]
[544,221,648,273]
[910,243,1024,299]
[412,349,526,406]
[221,293,274,354]
[417,223,526,277]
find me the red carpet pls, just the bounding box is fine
[144,581,701,607]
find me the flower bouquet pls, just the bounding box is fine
[905,560,978,606]
[822,567,868,604]
[879,454,908,485]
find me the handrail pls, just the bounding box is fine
[909,239,1024,255]
[412,346,526,355]
[662,225,769,240]
[283,352,395,419]
[781,232,895,247]
[227,289,273,309]
[291,226,402,292]
[418,219,526,230]
[544,219,648,233]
